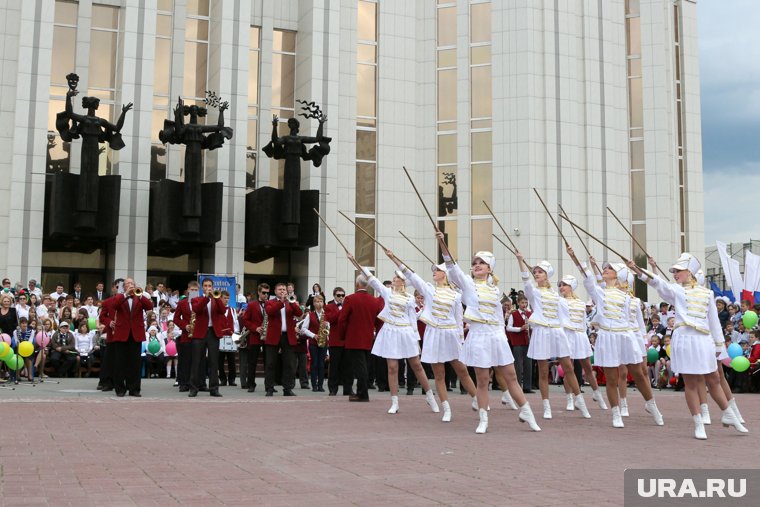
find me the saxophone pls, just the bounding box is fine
[187,311,196,336]
[317,311,329,348]
[260,307,269,342]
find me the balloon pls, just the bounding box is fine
[742,310,758,329]
[647,348,659,364]
[557,365,564,378]
[141,342,147,354]
[590,354,594,365]
[665,345,671,357]
[727,343,743,359]
[0,333,11,344]
[18,341,34,358]
[669,376,678,387]
[721,357,733,368]
[165,341,177,356]
[35,332,50,348]
[731,356,750,373]
[4,354,23,370]
[87,317,97,331]
[147,340,160,354]
[0,342,11,360]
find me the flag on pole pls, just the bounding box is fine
[716,241,743,303]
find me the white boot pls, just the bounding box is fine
[575,394,591,419]
[729,398,745,424]
[700,403,711,425]
[721,408,749,434]
[611,406,625,428]
[518,403,541,431]
[441,400,451,422]
[542,399,552,419]
[471,396,478,411]
[693,414,707,440]
[425,390,440,413]
[501,390,518,410]
[620,397,629,417]
[644,399,664,426]
[565,394,575,411]
[388,395,399,414]
[475,408,488,434]
[592,389,608,410]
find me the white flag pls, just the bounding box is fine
[745,251,760,293]
[716,241,743,302]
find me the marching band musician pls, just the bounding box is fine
[108,277,153,397]
[173,280,198,393]
[240,283,270,393]
[96,280,119,392]
[263,283,303,397]
[298,294,329,392]
[217,290,238,387]
[189,278,230,398]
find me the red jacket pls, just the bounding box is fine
[750,343,760,368]
[305,311,321,348]
[173,298,193,344]
[324,303,342,346]
[415,306,426,341]
[190,296,231,339]
[338,290,382,351]
[240,299,267,345]
[264,299,304,346]
[109,293,154,342]
[99,297,116,344]
[507,309,532,347]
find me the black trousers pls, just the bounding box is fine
[512,345,532,389]
[98,343,113,387]
[265,333,295,392]
[218,351,236,383]
[247,344,262,387]
[347,348,369,399]
[238,348,248,387]
[177,341,192,388]
[146,354,165,378]
[295,351,308,386]
[191,329,220,391]
[309,345,328,389]
[50,351,77,378]
[327,346,353,394]
[112,336,142,394]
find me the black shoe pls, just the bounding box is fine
[522,388,535,394]
[265,391,274,397]
[343,391,356,396]
[188,389,198,397]
[102,386,114,392]
[210,389,223,397]
[446,387,453,392]
[312,387,318,392]
[241,384,248,389]
[328,392,337,396]
[199,386,209,392]
[128,392,142,397]
[349,395,370,402]
[368,383,376,390]
[318,387,325,392]
[283,390,296,396]
[116,391,126,397]
[272,388,278,393]
[406,388,414,395]
[219,380,227,386]
[248,386,256,393]
[178,386,189,392]
[96,384,104,391]
[301,384,309,389]
[229,382,237,387]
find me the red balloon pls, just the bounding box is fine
[35,332,51,348]
[669,376,678,386]
[165,341,177,356]
[557,365,565,378]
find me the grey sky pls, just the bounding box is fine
[699,0,760,245]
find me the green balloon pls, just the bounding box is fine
[731,356,750,373]
[742,310,758,330]
[0,342,11,360]
[4,353,23,370]
[590,354,594,365]
[147,340,161,354]
[647,348,659,364]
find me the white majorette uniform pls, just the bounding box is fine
[559,275,593,360]
[523,261,572,360]
[628,294,648,357]
[639,254,723,375]
[445,253,514,368]
[583,263,642,367]
[401,264,464,364]
[362,267,421,359]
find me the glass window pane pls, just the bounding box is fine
[186,18,209,40]
[152,109,168,142]
[355,217,376,267]
[357,1,377,42]
[437,133,456,165]
[357,64,376,118]
[247,119,258,150]
[437,166,458,216]
[471,119,491,129]
[471,45,490,65]
[55,1,78,25]
[271,53,295,108]
[437,7,456,47]
[150,144,167,181]
[51,26,76,85]
[158,0,173,12]
[357,44,376,64]
[250,26,260,49]
[246,152,256,191]
[438,68,456,121]
[355,162,376,215]
[626,0,640,16]
[631,170,646,221]
[630,140,644,169]
[46,133,71,173]
[89,31,118,89]
[356,130,376,161]
[92,5,119,30]
[273,30,296,52]
[437,48,456,68]
[437,121,456,132]
[470,3,491,44]
[627,57,641,77]
[471,163,492,215]
[438,220,457,262]
[248,50,259,104]
[627,17,641,55]
[629,77,642,129]
[471,65,492,118]
[156,14,172,37]
[186,0,209,17]
[471,131,492,162]
[632,223,647,263]
[154,38,171,95]
[472,219,493,254]
[183,41,208,98]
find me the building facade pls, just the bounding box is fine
[0,0,702,300]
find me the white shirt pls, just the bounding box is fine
[207,300,213,327]
[15,304,29,320]
[280,305,287,332]
[83,305,98,319]
[74,330,95,355]
[506,311,529,333]
[50,291,67,302]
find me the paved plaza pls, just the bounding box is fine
[0,379,754,506]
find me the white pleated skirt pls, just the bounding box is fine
[717,344,729,361]
[594,330,644,368]
[460,322,514,368]
[527,326,572,360]
[421,326,462,364]
[633,332,648,357]
[371,324,420,359]
[670,328,718,375]
[565,329,593,360]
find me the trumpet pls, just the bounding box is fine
[212,289,222,299]
[133,288,143,297]
[287,294,297,304]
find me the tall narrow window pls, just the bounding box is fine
[151,0,173,181]
[247,26,261,192]
[181,0,209,182]
[673,2,687,252]
[270,29,296,188]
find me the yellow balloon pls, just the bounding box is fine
[18,341,34,358]
[666,345,671,357]
[0,342,10,359]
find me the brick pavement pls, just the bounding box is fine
[0,379,754,506]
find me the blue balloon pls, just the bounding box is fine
[727,343,743,359]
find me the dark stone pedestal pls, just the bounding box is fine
[148,179,223,256]
[245,187,319,263]
[43,172,120,252]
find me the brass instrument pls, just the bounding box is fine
[212,289,222,299]
[261,307,269,339]
[187,311,196,336]
[287,294,297,304]
[236,328,249,349]
[133,288,143,297]
[316,311,329,348]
